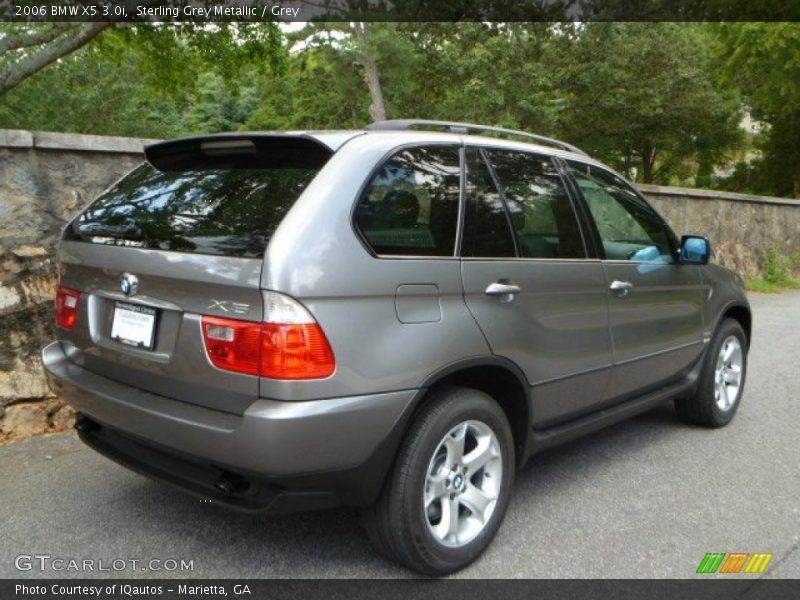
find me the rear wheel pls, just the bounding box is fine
[675,318,748,427]
[363,386,515,575]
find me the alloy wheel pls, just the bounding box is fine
[423,420,503,548]
[714,335,743,411]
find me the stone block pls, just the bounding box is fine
[0,401,49,442]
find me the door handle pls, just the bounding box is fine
[485,282,521,303]
[609,280,634,296]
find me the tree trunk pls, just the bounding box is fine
[641,144,656,184]
[0,23,112,95]
[352,22,387,122]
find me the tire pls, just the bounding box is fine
[675,318,748,428]
[362,386,515,575]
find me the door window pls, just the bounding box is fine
[461,148,517,258]
[355,146,460,257]
[485,150,585,259]
[567,161,676,262]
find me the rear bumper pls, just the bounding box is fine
[42,341,417,513]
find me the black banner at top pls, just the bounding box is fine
[2,0,800,22]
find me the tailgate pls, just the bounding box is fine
[58,242,264,415]
[54,134,335,415]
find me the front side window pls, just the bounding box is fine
[485,149,585,259]
[566,161,675,262]
[355,146,460,257]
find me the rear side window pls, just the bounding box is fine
[485,149,585,259]
[355,146,460,257]
[67,160,323,258]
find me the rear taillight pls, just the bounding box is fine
[260,291,335,380]
[55,286,80,330]
[201,292,335,380]
[260,322,334,379]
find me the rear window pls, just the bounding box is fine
[67,162,321,258]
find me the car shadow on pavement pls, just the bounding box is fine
[114,401,688,577]
[520,401,685,487]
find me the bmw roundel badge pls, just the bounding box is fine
[120,272,139,297]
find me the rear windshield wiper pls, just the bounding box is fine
[73,220,143,240]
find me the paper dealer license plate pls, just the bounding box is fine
[111,302,157,350]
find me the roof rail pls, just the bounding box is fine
[366,119,588,156]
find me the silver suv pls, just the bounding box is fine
[43,120,751,575]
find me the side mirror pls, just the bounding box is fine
[679,235,711,265]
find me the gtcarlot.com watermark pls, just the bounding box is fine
[15,554,194,573]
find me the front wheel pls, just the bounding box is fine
[362,386,515,575]
[675,318,748,427]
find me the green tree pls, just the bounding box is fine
[553,23,742,184]
[392,23,560,132]
[0,22,111,95]
[185,72,258,133]
[0,21,282,97]
[0,21,755,195]
[247,22,415,127]
[0,23,283,137]
[98,23,283,96]
[0,44,185,137]
[247,24,372,130]
[718,23,800,197]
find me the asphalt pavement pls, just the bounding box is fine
[1,291,798,579]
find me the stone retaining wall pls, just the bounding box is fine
[640,183,800,278]
[0,130,154,441]
[1,129,798,442]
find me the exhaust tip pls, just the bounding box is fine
[74,414,100,434]
[214,471,249,496]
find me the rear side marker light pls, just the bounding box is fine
[202,317,261,376]
[55,286,80,330]
[201,292,335,380]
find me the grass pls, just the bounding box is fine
[746,277,800,293]
[746,247,800,293]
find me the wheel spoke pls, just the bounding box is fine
[719,380,730,408]
[460,484,493,522]
[463,435,495,473]
[724,367,740,385]
[722,341,735,362]
[445,496,460,537]
[443,425,466,469]
[425,474,448,507]
[433,495,460,541]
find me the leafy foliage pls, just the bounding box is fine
[717,23,800,197]
[0,23,283,137]
[0,44,184,137]
[552,23,742,183]
[3,21,795,195]
[185,72,259,133]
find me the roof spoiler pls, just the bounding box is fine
[144,134,334,171]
